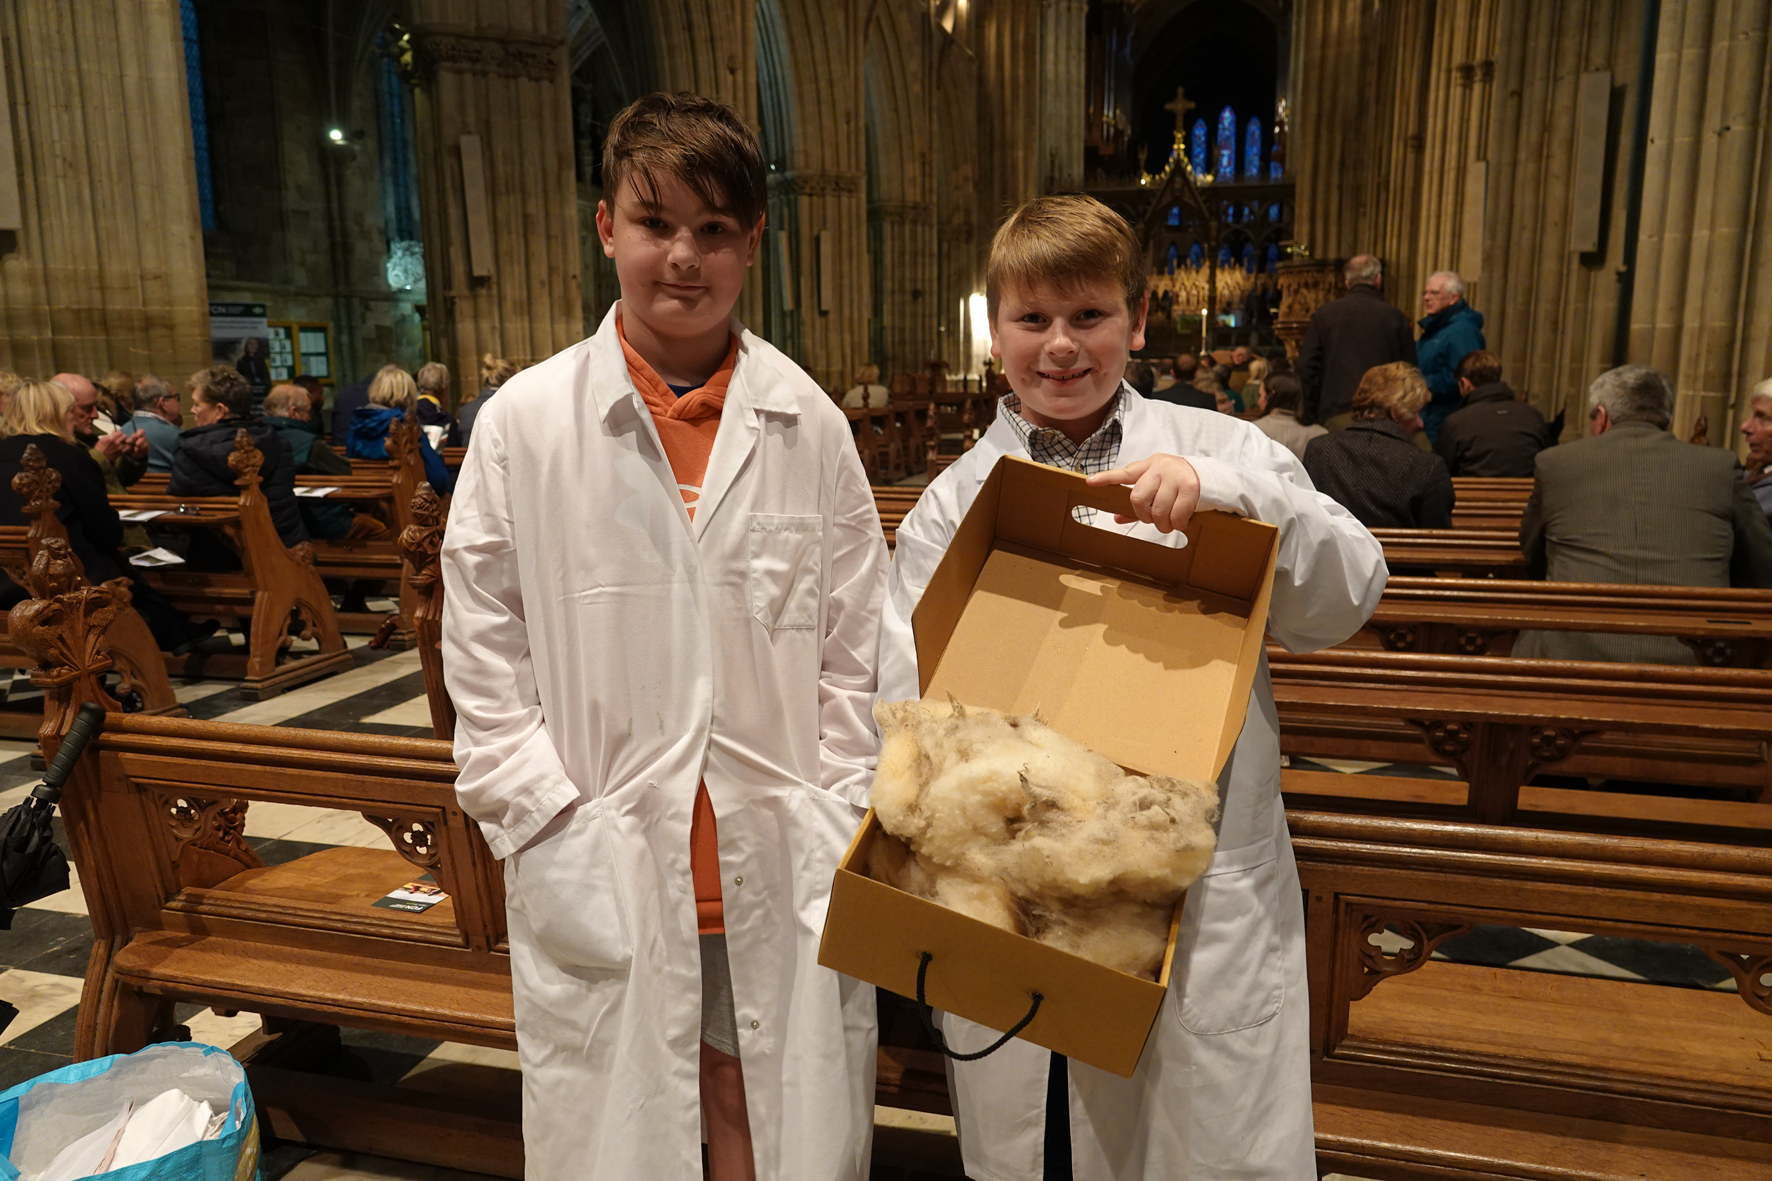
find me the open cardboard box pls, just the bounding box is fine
[819,455,1279,1077]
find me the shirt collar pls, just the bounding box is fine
[999,386,1127,467]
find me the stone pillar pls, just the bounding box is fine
[0,0,209,378]
[403,4,583,382]
[1037,0,1088,192]
[1630,0,1772,441]
[977,0,1043,215]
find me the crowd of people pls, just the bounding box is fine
[0,353,520,653]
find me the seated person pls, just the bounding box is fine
[129,375,185,472]
[1148,354,1214,410]
[167,365,309,570]
[0,379,214,653]
[347,365,454,494]
[1434,350,1547,477]
[261,383,389,541]
[295,376,327,433]
[1517,365,1772,664]
[457,355,519,450]
[1741,379,1771,523]
[415,361,461,448]
[1303,362,1455,528]
[1124,361,1156,399]
[1252,374,1328,460]
[840,363,889,409]
[59,372,148,493]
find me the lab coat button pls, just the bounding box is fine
[750,1020,760,1030]
[733,875,743,886]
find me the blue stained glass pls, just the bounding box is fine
[1216,106,1236,179]
[1266,243,1280,274]
[1268,203,1282,223]
[1271,159,1283,181]
[1188,242,1205,269]
[1244,117,1262,180]
[1217,243,1233,270]
[1242,244,1257,273]
[180,0,215,232]
[1167,204,1181,227]
[1165,244,1179,274]
[1189,119,1208,177]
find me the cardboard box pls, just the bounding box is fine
[819,455,1278,1077]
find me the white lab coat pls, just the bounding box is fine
[441,306,888,1181]
[878,388,1385,1181]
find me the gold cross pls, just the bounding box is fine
[1163,86,1195,126]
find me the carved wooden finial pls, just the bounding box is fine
[11,443,62,516]
[386,410,420,464]
[226,429,264,488]
[400,482,446,593]
[8,548,122,745]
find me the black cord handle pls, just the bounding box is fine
[31,702,106,809]
[913,951,1043,1061]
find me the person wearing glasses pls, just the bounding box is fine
[129,375,186,472]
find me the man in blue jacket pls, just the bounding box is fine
[1416,270,1485,442]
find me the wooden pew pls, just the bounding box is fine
[0,446,184,738]
[1294,809,1772,1179]
[111,430,352,698]
[1364,576,1772,666]
[1268,647,1772,823]
[1372,527,1527,576]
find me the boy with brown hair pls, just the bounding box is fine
[442,92,887,1181]
[878,194,1385,1180]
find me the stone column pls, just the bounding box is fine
[1630,0,1772,441]
[0,0,208,377]
[1037,0,1088,191]
[403,3,583,383]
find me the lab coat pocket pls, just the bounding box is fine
[511,804,634,972]
[1173,837,1283,1035]
[748,514,823,630]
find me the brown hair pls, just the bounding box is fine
[192,365,251,419]
[1263,373,1303,413]
[986,194,1146,321]
[479,354,519,391]
[601,92,766,228]
[1455,349,1502,388]
[1352,362,1430,421]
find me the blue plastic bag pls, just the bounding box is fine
[0,1042,259,1181]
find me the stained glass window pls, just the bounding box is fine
[1216,106,1236,180]
[1167,204,1181,227]
[1242,243,1257,273]
[1266,243,1280,274]
[1217,243,1233,270]
[1268,202,1282,223]
[1188,242,1205,269]
[1271,158,1283,181]
[377,54,424,291]
[1244,117,1262,180]
[180,0,215,232]
[1165,244,1179,274]
[1189,119,1208,178]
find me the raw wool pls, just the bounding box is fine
[869,696,1221,979]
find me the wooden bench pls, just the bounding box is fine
[0,445,184,739]
[1294,808,1772,1180]
[1268,647,1772,823]
[1371,527,1527,576]
[1363,576,1772,666]
[110,431,352,698]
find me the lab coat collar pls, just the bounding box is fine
[587,303,800,424]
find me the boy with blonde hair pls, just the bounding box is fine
[442,92,886,1181]
[878,194,1385,1180]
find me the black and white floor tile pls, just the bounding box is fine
[0,631,1740,1178]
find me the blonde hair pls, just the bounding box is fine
[1352,362,1430,421]
[986,194,1147,321]
[856,363,880,385]
[368,364,418,412]
[0,371,21,401]
[2,380,75,442]
[1246,357,1269,385]
[480,354,519,389]
[263,383,307,417]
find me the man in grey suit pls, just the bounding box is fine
[1516,365,1772,664]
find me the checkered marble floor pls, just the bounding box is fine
[0,628,1743,1178]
